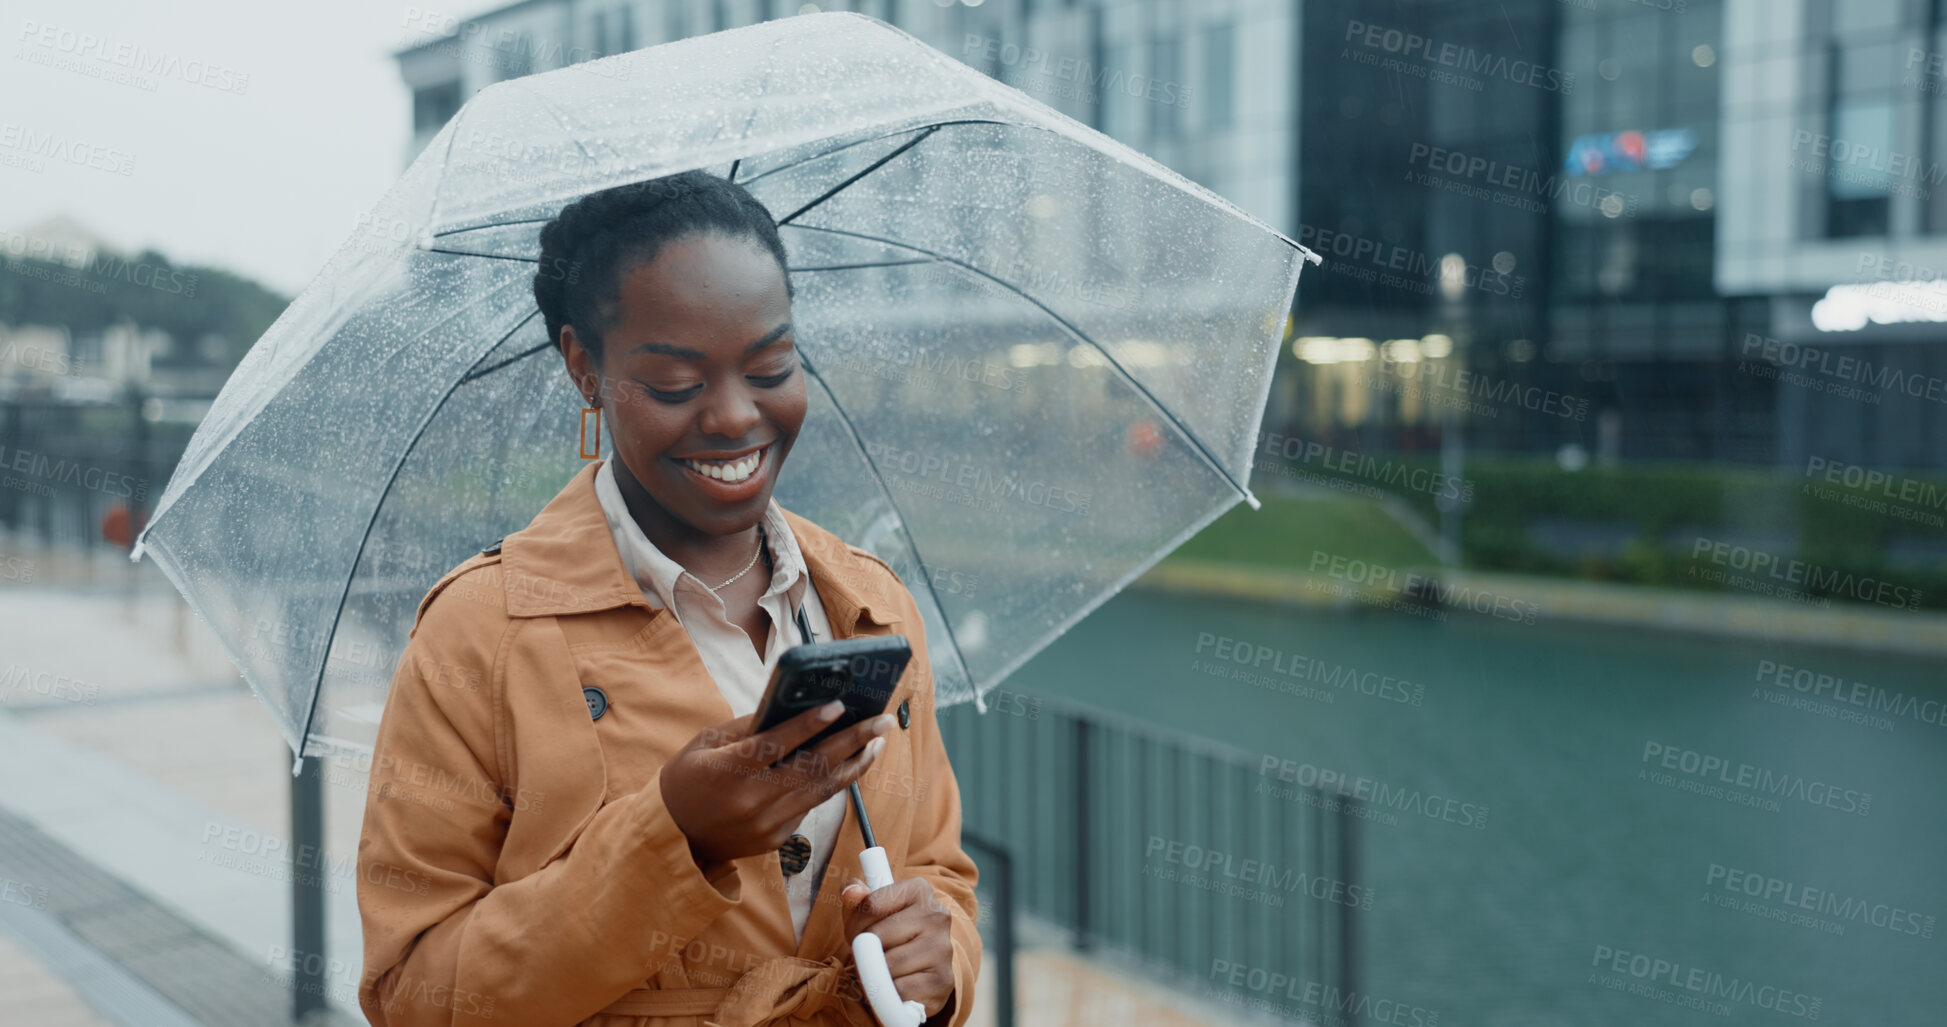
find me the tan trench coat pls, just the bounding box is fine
[355,460,980,1027]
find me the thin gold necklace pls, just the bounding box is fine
[702,522,767,594]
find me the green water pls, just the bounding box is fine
[1000,589,1944,1024]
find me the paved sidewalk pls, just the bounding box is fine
[0,931,116,1027]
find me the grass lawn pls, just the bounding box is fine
[1164,491,1439,572]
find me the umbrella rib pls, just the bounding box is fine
[737,119,1014,189]
[431,218,552,240]
[777,125,940,228]
[421,247,540,264]
[512,81,603,167]
[789,259,934,272]
[795,349,980,704]
[424,120,1019,243]
[462,335,555,383]
[295,305,542,758]
[788,223,1255,506]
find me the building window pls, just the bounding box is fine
[1821,2,1918,237]
[497,31,535,80]
[1826,90,1897,236]
[593,5,637,57]
[412,81,462,134]
[1146,35,1180,140]
[592,10,611,57]
[1200,23,1233,132]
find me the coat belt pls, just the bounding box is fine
[595,954,879,1027]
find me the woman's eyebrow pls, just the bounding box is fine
[628,322,792,360]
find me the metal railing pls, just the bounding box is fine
[941,692,1358,1020]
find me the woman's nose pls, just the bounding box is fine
[695,381,762,439]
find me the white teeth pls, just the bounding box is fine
[682,448,762,484]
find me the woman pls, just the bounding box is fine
[355,171,979,1027]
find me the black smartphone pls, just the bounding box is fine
[751,635,912,767]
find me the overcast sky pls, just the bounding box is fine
[2,0,499,296]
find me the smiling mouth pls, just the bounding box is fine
[674,444,769,485]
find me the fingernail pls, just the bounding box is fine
[867,737,886,759]
[819,700,843,721]
[873,714,896,735]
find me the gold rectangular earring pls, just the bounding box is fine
[579,404,602,459]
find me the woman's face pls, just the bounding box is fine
[562,230,804,540]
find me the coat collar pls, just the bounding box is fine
[498,460,902,634]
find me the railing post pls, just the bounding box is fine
[1337,798,1360,1017]
[1072,715,1090,952]
[291,754,326,1023]
[991,840,1016,1027]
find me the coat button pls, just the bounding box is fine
[583,687,608,721]
[779,833,811,876]
[896,699,910,729]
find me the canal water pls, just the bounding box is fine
[998,587,1944,1024]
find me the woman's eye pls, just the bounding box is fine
[750,367,795,387]
[641,383,701,403]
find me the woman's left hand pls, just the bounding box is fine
[839,877,955,1019]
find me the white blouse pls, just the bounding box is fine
[592,456,848,946]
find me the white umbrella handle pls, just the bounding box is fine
[852,846,927,1027]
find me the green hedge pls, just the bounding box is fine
[1256,453,1947,612]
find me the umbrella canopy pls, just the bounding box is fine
[132,11,1318,759]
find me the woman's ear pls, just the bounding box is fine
[559,324,601,404]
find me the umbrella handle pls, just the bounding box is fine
[852,846,927,1027]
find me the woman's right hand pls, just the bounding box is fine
[661,700,895,866]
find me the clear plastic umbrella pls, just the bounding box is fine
[131,11,1318,761]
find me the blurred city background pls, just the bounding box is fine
[2,0,1942,1024]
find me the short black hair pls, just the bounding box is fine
[533,169,793,368]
